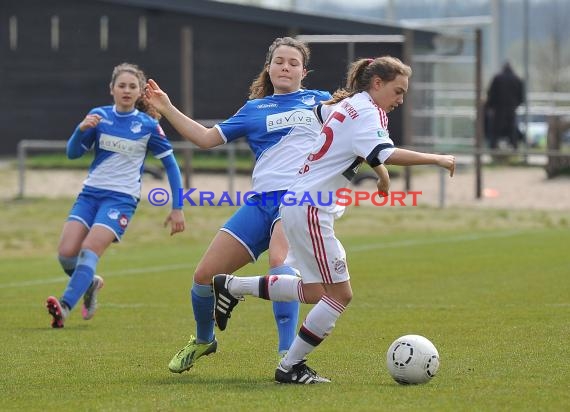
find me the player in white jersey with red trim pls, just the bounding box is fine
[212,56,455,384]
[145,37,331,374]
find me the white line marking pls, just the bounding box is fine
[0,262,196,289]
[0,230,529,289]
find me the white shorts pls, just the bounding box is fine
[281,204,350,284]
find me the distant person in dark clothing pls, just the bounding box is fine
[486,62,524,149]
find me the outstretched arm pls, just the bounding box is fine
[145,79,224,149]
[372,164,390,196]
[384,149,455,177]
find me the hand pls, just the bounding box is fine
[437,155,456,177]
[144,79,172,114]
[376,178,390,197]
[374,164,390,197]
[164,209,185,236]
[78,114,102,132]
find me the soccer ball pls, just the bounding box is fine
[386,334,440,385]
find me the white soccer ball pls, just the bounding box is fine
[386,334,440,385]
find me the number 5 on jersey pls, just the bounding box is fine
[299,111,346,175]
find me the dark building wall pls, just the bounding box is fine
[0,0,432,155]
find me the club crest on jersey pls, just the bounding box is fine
[301,95,316,106]
[107,208,120,220]
[332,258,347,274]
[130,121,142,133]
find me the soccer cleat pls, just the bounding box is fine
[168,336,218,373]
[82,275,104,320]
[275,360,331,384]
[46,296,69,328]
[212,274,241,331]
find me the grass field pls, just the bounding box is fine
[1,198,568,411]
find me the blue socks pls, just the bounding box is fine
[191,265,299,351]
[61,249,98,309]
[270,265,300,354]
[58,255,77,277]
[192,282,215,344]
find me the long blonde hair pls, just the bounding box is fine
[326,56,412,104]
[110,63,161,120]
[248,37,311,99]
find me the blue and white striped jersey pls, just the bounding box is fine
[70,105,174,198]
[215,89,331,192]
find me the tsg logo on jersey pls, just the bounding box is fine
[266,109,316,132]
[301,95,316,106]
[130,121,142,133]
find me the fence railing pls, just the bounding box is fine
[16,138,251,199]
[16,138,569,208]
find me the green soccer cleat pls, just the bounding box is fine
[168,335,218,373]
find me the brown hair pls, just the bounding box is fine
[110,62,160,120]
[248,37,311,99]
[327,56,412,104]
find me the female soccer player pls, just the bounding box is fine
[212,56,455,383]
[144,37,332,373]
[46,63,185,328]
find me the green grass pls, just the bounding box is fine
[20,151,255,174]
[0,199,568,411]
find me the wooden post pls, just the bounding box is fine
[474,28,483,199]
[181,26,193,189]
[403,29,414,191]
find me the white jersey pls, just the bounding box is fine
[75,105,174,199]
[287,91,396,215]
[214,89,331,193]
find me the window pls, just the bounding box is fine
[9,16,17,50]
[51,16,60,50]
[138,16,147,51]
[100,16,109,50]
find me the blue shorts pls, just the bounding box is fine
[67,185,138,241]
[221,190,286,261]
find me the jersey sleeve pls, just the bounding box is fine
[160,152,183,209]
[214,103,251,144]
[66,108,101,158]
[352,109,395,166]
[147,120,174,159]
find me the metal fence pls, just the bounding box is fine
[16,138,252,199]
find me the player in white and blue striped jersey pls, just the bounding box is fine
[145,37,331,373]
[46,63,185,328]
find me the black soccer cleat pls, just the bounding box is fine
[275,360,331,384]
[212,274,240,331]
